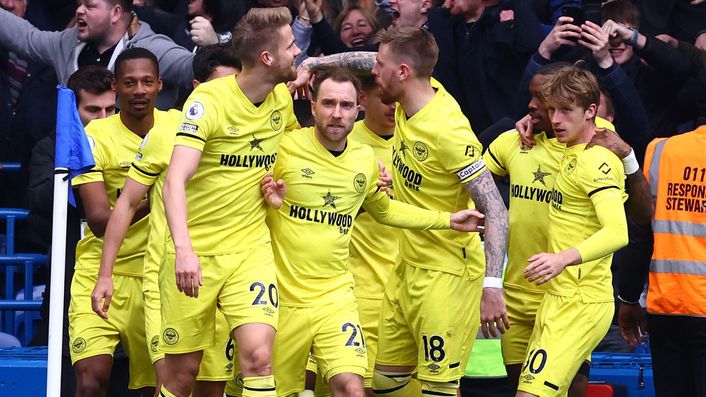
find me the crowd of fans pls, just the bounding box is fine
[0,0,704,396]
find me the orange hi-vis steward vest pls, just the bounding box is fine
[643,126,706,317]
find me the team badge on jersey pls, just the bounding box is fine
[270,110,282,130]
[163,328,180,345]
[185,101,205,121]
[150,335,159,352]
[72,337,86,354]
[353,173,367,193]
[565,158,578,175]
[413,141,429,161]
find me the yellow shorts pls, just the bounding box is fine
[159,243,279,354]
[376,264,482,382]
[68,270,154,389]
[145,258,234,380]
[272,294,367,396]
[517,294,613,397]
[501,287,545,365]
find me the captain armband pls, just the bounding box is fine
[456,160,486,182]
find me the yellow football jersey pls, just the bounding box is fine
[548,144,627,303]
[172,75,298,255]
[269,128,449,306]
[348,120,400,299]
[127,109,181,274]
[484,131,563,292]
[72,114,151,276]
[483,118,616,293]
[391,80,484,277]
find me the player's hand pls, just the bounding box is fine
[618,301,647,349]
[655,33,678,48]
[696,32,706,51]
[524,252,571,285]
[602,19,633,44]
[91,275,114,320]
[586,128,632,159]
[516,113,536,149]
[190,16,218,47]
[480,288,510,338]
[377,160,393,196]
[450,209,485,232]
[580,21,613,69]
[538,16,581,59]
[261,173,287,209]
[288,59,314,97]
[175,249,203,298]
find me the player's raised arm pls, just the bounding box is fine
[163,146,203,298]
[92,178,150,319]
[463,169,511,337]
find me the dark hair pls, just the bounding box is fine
[601,0,640,27]
[600,88,615,118]
[67,66,114,103]
[359,74,378,92]
[203,0,250,33]
[535,62,571,77]
[311,67,361,102]
[109,0,132,13]
[375,27,439,79]
[193,44,241,82]
[114,47,159,78]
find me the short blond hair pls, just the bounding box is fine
[375,27,438,79]
[232,7,292,68]
[542,64,600,111]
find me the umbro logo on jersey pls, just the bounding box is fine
[599,162,611,174]
[301,168,315,178]
[523,374,535,383]
[428,363,440,374]
[227,126,240,136]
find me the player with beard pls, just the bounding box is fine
[159,7,300,397]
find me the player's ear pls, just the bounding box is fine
[192,79,200,89]
[310,98,317,119]
[260,50,273,67]
[584,103,597,120]
[359,90,367,108]
[399,63,410,81]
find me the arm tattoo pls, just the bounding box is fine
[304,51,377,73]
[464,169,509,278]
[625,171,653,225]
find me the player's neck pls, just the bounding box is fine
[398,79,435,118]
[236,69,277,105]
[120,111,154,138]
[363,118,394,138]
[314,127,347,152]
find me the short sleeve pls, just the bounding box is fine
[72,131,105,187]
[437,122,486,184]
[175,90,219,151]
[484,131,518,177]
[128,131,165,186]
[275,84,299,132]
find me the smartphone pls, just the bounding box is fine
[583,0,602,25]
[561,6,585,27]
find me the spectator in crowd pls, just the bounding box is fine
[602,0,694,137]
[26,65,136,397]
[515,15,650,162]
[635,0,706,50]
[427,0,544,133]
[134,0,247,51]
[0,0,195,109]
[297,3,381,55]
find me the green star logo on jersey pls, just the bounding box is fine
[532,165,551,187]
[249,135,265,152]
[322,191,341,209]
[399,140,408,158]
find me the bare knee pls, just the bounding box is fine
[330,373,364,397]
[165,353,202,396]
[239,344,272,375]
[74,355,112,397]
